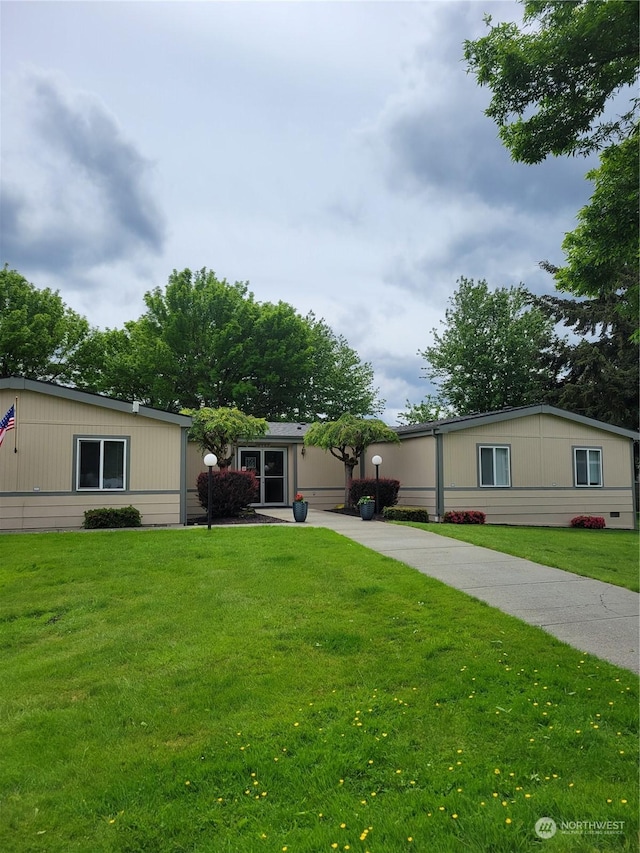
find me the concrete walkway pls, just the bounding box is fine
[259,508,639,674]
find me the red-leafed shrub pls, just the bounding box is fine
[349,478,400,510]
[570,515,606,529]
[197,469,259,517]
[443,510,486,525]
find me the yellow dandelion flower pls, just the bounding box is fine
[452,813,458,819]
[506,818,512,825]
[494,768,501,775]
[340,823,346,829]
[621,799,628,804]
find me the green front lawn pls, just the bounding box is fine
[398,523,639,592]
[0,528,637,852]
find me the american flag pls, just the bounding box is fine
[0,405,15,448]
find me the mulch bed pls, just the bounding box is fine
[188,511,288,526]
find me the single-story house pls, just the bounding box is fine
[2,379,637,531]
[187,405,638,530]
[0,377,192,531]
[365,406,638,530]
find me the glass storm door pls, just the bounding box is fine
[239,449,286,505]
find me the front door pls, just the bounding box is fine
[239,448,286,506]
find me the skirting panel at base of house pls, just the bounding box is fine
[441,488,634,529]
[1,492,183,532]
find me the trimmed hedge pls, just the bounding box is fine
[570,515,606,529]
[383,506,429,523]
[83,506,142,529]
[349,478,400,510]
[443,510,486,525]
[196,469,259,518]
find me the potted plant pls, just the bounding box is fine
[357,495,376,521]
[292,492,308,522]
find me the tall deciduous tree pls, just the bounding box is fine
[78,268,382,419]
[464,0,639,163]
[185,407,268,469]
[0,266,90,382]
[302,317,384,421]
[304,413,399,506]
[397,395,452,426]
[421,277,556,415]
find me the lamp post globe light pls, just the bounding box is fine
[371,455,382,514]
[203,453,218,530]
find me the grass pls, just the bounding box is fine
[396,523,640,592]
[0,527,638,853]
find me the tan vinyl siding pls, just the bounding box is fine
[443,414,633,490]
[364,437,436,513]
[443,488,634,529]
[1,493,182,531]
[0,390,186,530]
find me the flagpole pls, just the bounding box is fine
[14,396,17,453]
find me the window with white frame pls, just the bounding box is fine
[479,445,511,487]
[574,447,602,487]
[76,438,127,490]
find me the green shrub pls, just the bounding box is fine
[383,505,429,523]
[83,506,142,529]
[349,478,400,510]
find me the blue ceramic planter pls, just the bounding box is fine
[292,501,308,522]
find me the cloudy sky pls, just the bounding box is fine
[1,0,597,422]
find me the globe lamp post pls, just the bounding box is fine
[203,453,218,530]
[371,454,382,514]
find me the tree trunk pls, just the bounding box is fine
[344,462,357,507]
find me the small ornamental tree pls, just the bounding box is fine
[185,407,268,468]
[304,414,399,507]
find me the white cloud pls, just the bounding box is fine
[0,1,596,423]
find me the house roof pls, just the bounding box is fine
[394,404,639,441]
[266,422,311,439]
[0,377,193,428]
